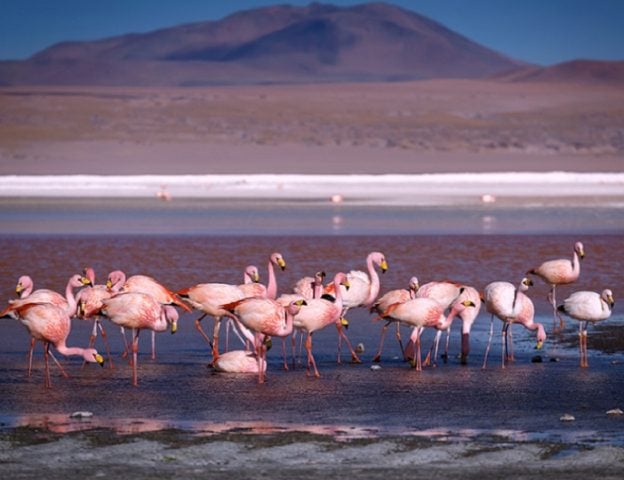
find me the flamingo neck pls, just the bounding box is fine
[55,342,92,362]
[64,282,79,317]
[571,251,580,275]
[363,256,381,307]
[439,304,460,331]
[266,260,277,300]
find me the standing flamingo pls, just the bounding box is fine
[100,292,178,386]
[112,270,190,359]
[9,274,104,387]
[293,271,327,299]
[558,289,614,367]
[527,241,585,331]
[289,272,352,377]
[378,297,476,371]
[178,253,286,363]
[3,273,93,376]
[326,251,388,363]
[482,277,546,368]
[75,267,114,367]
[370,276,420,362]
[221,297,306,383]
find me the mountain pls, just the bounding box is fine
[495,60,624,86]
[0,2,525,86]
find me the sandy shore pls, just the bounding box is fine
[2,427,624,480]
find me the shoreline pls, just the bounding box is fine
[1,172,623,206]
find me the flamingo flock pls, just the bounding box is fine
[0,241,616,388]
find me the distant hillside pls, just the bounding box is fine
[496,60,624,85]
[0,2,525,86]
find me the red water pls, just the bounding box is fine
[0,234,622,443]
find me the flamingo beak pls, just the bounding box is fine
[106,279,113,290]
[252,272,260,283]
[15,284,22,295]
[340,317,349,329]
[380,260,388,273]
[608,295,615,308]
[171,321,177,334]
[536,340,543,350]
[342,280,350,291]
[93,353,105,366]
[463,300,476,307]
[81,276,92,286]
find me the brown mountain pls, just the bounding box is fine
[0,2,525,86]
[495,59,624,86]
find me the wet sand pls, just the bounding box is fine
[1,233,622,478]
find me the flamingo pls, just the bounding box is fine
[378,297,476,371]
[403,279,464,364]
[75,267,115,367]
[293,271,327,299]
[289,272,353,377]
[326,251,388,363]
[558,289,615,367]
[283,270,327,366]
[221,297,306,383]
[100,292,178,386]
[9,274,104,387]
[112,270,190,359]
[482,277,546,368]
[527,241,585,331]
[370,276,419,362]
[178,253,286,363]
[3,273,93,376]
[213,350,265,374]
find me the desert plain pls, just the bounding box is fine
[1,79,622,176]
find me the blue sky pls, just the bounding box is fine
[1,0,623,65]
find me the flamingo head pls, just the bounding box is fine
[370,251,388,273]
[85,348,104,366]
[409,276,420,294]
[106,270,126,292]
[602,289,615,309]
[15,275,33,297]
[535,324,547,350]
[163,305,179,334]
[334,272,350,291]
[82,266,96,285]
[519,277,533,291]
[287,298,307,316]
[575,241,585,259]
[245,265,260,283]
[271,252,286,271]
[70,274,91,288]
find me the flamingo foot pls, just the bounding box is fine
[372,354,381,363]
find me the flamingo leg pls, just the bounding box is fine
[583,327,589,368]
[88,319,98,348]
[482,316,494,369]
[372,321,391,363]
[131,328,140,387]
[501,322,508,369]
[27,338,36,377]
[48,350,69,378]
[305,333,320,378]
[150,330,156,361]
[336,323,361,363]
[44,342,51,389]
[508,325,515,362]
[281,337,289,371]
[120,326,130,359]
[443,328,451,363]
[193,313,213,348]
[395,322,405,358]
[97,320,114,369]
